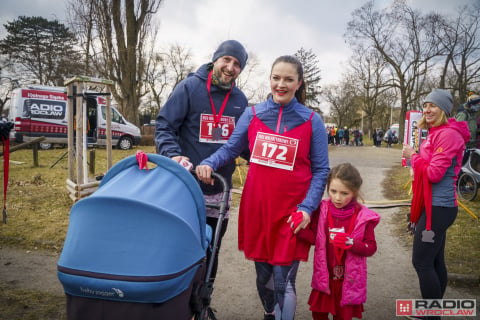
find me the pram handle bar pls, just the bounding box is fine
[192,170,229,283]
[192,171,229,320]
[204,171,229,280]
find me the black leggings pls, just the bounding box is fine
[206,216,229,281]
[412,206,457,300]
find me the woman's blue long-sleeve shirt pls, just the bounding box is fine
[200,97,330,214]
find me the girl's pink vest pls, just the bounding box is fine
[311,199,380,306]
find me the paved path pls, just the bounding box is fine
[0,247,62,295]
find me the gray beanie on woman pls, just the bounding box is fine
[423,89,453,117]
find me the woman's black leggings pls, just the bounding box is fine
[412,206,457,300]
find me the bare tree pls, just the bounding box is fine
[0,63,20,116]
[142,52,168,120]
[235,53,268,104]
[434,4,480,108]
[142,43,194,121]
[0,57,35,116]
[66,0,95,75]
[66,0,162,125]
[0,59,14,116]
[165,44,195,93]
[346,0,443,142]
[348,47,393,138]
[323,79,358,129]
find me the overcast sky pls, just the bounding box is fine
[0,0,475,86]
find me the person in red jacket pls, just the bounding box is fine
[402,89,470,320]
[297,163,380,320]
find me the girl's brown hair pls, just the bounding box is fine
[327,163,364,201]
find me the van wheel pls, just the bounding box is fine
[39,142,53,150]
[118,136,133,150]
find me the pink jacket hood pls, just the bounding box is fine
[442,118,471,144]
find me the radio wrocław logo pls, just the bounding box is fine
[396,299,476,317]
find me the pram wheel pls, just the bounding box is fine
[457,172,478,201]
[195,306,217,320]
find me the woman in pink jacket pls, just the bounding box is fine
[297,163,380,320]
[402,89,470,320]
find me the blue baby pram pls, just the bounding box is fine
[57,153,228,320]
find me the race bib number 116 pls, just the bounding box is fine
[199,114,235,144]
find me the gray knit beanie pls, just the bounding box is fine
[212,40,248,71]
[423,89,453,117]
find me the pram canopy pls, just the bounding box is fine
[58,154,209,303]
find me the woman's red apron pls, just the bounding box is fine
[238,108,314,265]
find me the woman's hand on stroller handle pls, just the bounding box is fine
[195,164,215,186]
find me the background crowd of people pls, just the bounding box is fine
[326,126,363,146]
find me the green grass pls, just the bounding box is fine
[0,289,66,320]
[382,163,480,277]
[1,146,158,252]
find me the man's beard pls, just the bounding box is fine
[212,70,233,90]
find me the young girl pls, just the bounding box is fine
[298,163,380,320]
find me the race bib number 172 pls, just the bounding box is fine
[250,132,299,171]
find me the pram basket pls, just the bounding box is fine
[57,153,229,320]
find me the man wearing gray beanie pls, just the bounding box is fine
[155,40,249,314]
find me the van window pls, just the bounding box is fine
[101,106,123,124]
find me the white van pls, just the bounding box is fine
[8,85,141,150]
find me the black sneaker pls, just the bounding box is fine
[264,314,275,320]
